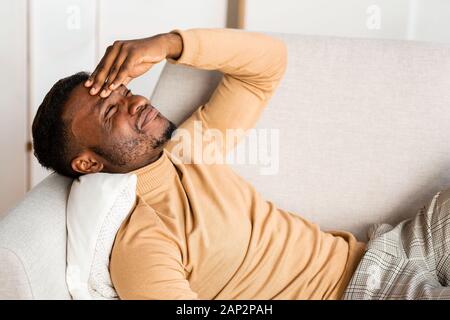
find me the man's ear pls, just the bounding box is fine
[71,150,104,174]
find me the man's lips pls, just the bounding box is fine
[137,105,159,131]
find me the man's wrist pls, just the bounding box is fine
[163,32,183,60]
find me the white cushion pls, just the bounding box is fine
[66,173,137,300]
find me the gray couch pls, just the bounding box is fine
[1,33,450,299]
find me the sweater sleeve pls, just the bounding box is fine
[166,28,287,155]
[110,198,198,300]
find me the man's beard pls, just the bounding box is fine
[92,120,177,168]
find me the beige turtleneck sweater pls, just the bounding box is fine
[110,28,365,300]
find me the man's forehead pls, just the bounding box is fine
[63,84,99,119]
[64,83,103,142]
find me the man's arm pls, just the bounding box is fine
[167,28,288,155]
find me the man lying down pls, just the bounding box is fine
[32,28,450,300]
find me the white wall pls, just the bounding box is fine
[245,0,450,44]
[407,0,450,43]
[98,0,227,102]
[0,0,28,214]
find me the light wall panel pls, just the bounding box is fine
[0,0,28,214]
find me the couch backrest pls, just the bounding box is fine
[152,33,450,241]
[1,32,450,299]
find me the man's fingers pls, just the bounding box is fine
[90,45,119,95]
[99,49,129,97]
[84,61,103,88]
[105,58,134,94]
[101,76,132,98]
[84,78,93,87]
[85,48,110,88]
[87,42,122,95]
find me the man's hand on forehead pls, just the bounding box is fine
[84,32,183,98]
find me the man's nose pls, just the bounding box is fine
[128,97,148,116]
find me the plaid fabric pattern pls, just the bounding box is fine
[344,188,450,300]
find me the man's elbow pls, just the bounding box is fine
[258,38,288,97]
[272,38,288,82]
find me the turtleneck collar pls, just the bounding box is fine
[132,149,176,195]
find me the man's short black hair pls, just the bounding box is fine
[32,71,90,178]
